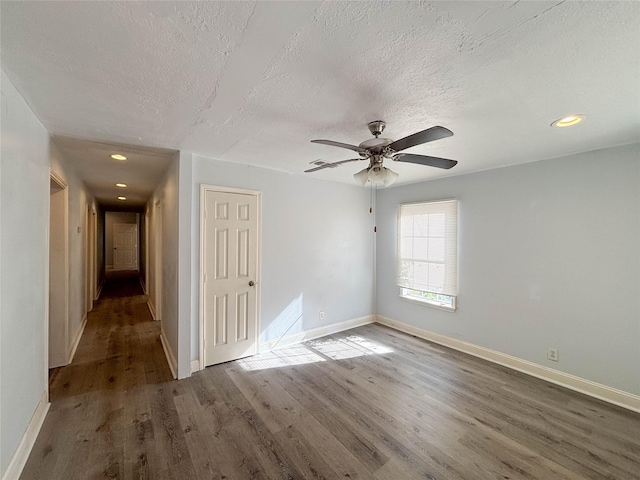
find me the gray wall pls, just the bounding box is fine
[0,70,49,474]
[146,154,182,376]
[375,143,640,395]
[191,156,376,364]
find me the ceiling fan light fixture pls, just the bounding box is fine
[354,168,369,186]
[367,166,386,185]
[551,114,584,127]
[353,166,398,187]
[383,167,399,186]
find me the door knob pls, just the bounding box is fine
[249,280,255,287]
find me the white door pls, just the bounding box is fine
[113,223,138,270]
[202,187,259,367]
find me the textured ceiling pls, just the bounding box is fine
[2,1,639,199]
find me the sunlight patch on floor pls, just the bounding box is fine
[237,345,326,371]
[308,335,393,360]
[238,335,393,371]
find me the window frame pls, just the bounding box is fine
[399,288,457,312]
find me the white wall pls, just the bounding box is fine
[49,142,97,359]
[145,205,159,319]
[191,156,375,365]
[146,154,182,376]
[104,211,138,267]
[0,70,50,475]
[376,143,640,395]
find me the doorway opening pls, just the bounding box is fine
[105,211,139,272]
[49,172,69,369]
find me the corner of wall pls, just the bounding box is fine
[159,326,177,379]
[177,152,193,379]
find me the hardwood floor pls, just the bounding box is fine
[22,278,640,479]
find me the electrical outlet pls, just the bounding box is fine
[547,348,559,362]
[319,311,325,320]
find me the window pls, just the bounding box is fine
[397,199,458,311]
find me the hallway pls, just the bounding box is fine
[22,273,173,479]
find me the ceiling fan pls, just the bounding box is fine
[306,121,458,186]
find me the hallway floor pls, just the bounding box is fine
[21,276,640,479]
[23,273,173,479]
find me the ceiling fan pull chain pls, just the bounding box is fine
[370,182,373,214]
[373,184,377,233]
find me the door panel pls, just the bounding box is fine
[203,190,259,367]
[113,223,138,270]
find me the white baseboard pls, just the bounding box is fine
[147,299,157,321]
[260,315,375,353]
[1,390,50,480]
[159,328,177,379]
[95,281,104,301]
[67,313,88,364]
[376,315,640,413]
[190,360,200,374]
[139,277,147,295]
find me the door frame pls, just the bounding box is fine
[198,184,261,372]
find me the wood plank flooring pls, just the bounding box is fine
[22,276,640,479]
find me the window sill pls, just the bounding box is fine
[399,295,457,312]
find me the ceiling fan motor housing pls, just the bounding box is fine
[367,120,386,137]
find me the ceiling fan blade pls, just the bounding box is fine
[394,153,458,169]
[311,139,368,154]
[388,126,453,153]
[304,158,362,173]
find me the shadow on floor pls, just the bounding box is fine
[103,270,144,298]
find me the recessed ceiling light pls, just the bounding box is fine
[116,183,127,188]
[117,196,126,201]
[110,154,127,160]
[551,114,584,128]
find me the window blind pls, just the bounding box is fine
[396,199,458,297]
